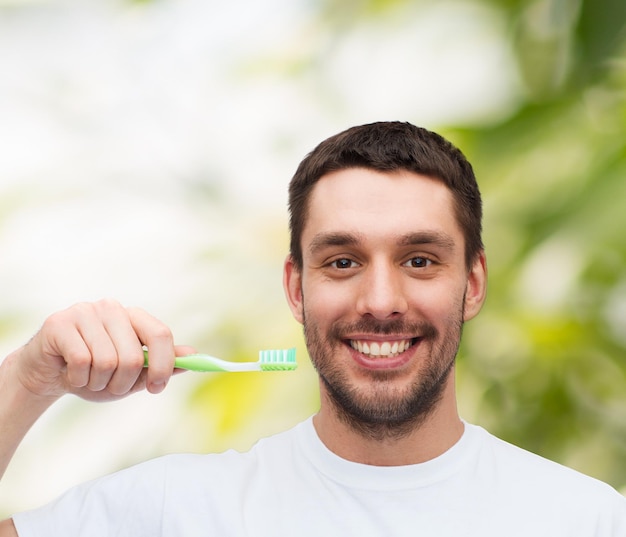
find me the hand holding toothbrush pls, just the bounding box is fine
[0,299,193,481]
[0,298,295,483]
[9,299,192,401]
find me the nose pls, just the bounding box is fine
[355,261,409,320]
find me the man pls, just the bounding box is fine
[1,122,624,535]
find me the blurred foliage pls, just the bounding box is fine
[1,0,625,513]
[451,0,626,489]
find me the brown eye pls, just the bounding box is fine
[331,258,356,269]
[404,257,431,268]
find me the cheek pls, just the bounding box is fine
[406,281,465,318]
[302,280,354,319]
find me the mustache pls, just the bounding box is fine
[328,318,438,340]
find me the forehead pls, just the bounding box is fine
[302,168,462,248]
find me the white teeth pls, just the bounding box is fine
[350,339,413,358]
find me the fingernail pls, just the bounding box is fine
[149,381,166,394]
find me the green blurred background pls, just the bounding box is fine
[1,0,625,516]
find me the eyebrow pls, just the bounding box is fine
[308,230,457,255]
[308,232,362,256]
[398,231,456,251]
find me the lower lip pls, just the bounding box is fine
[348,340,419,370]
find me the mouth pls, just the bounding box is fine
[348,338,418,359]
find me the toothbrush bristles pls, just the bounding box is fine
[259,348,297,371]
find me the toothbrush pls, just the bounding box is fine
[143,348,297,372]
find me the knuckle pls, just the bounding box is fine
[125,348,146,369]
[44,299,118,327]
[42,309,72,331]
[152,325,173,342]
[71,301,97,317]
[94,298,124,314]
[66,349,92,368]
[126,305,150,323]
[92,352,119,373]
[46,302,96,328]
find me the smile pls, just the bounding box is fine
[349,339,415,359]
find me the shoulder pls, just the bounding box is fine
[469,424,626,509]
[160,419,306,479]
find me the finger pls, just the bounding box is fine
[122,344,194,397]
[71,304,121,392]
[104,345,145,396]
[41,315,92,390]
[98,310,147,397]
[61,336,92,390]
[175,345,196,357]
[127,307,176,394]
[43,304,117,392]
[84,337,119,393]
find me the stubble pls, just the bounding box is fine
[303,304,465,442]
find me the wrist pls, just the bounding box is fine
[0,349,60,480]
[1,348,60,415]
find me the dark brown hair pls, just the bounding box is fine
[288,121,483,269]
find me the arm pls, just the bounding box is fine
[0,355,47,537]
[0,300,192,533]
[0,519,16,537]
[0,349,58,483]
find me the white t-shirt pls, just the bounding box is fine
[12,419,626,536]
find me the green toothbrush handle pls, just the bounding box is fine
[172,354,231,372]
[142,350,250,372]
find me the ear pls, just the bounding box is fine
[283,255,304,324]
[463,250,487,322]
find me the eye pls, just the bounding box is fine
[404,256,432,268]
[330,258,358,269]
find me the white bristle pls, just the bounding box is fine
[258,348,297,370]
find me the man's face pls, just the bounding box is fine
[284,168,486,438]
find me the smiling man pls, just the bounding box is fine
[284,166,485,463]
[1,122,625,536]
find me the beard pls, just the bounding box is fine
[303,301,465,442]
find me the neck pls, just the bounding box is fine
[312,373,463,466]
